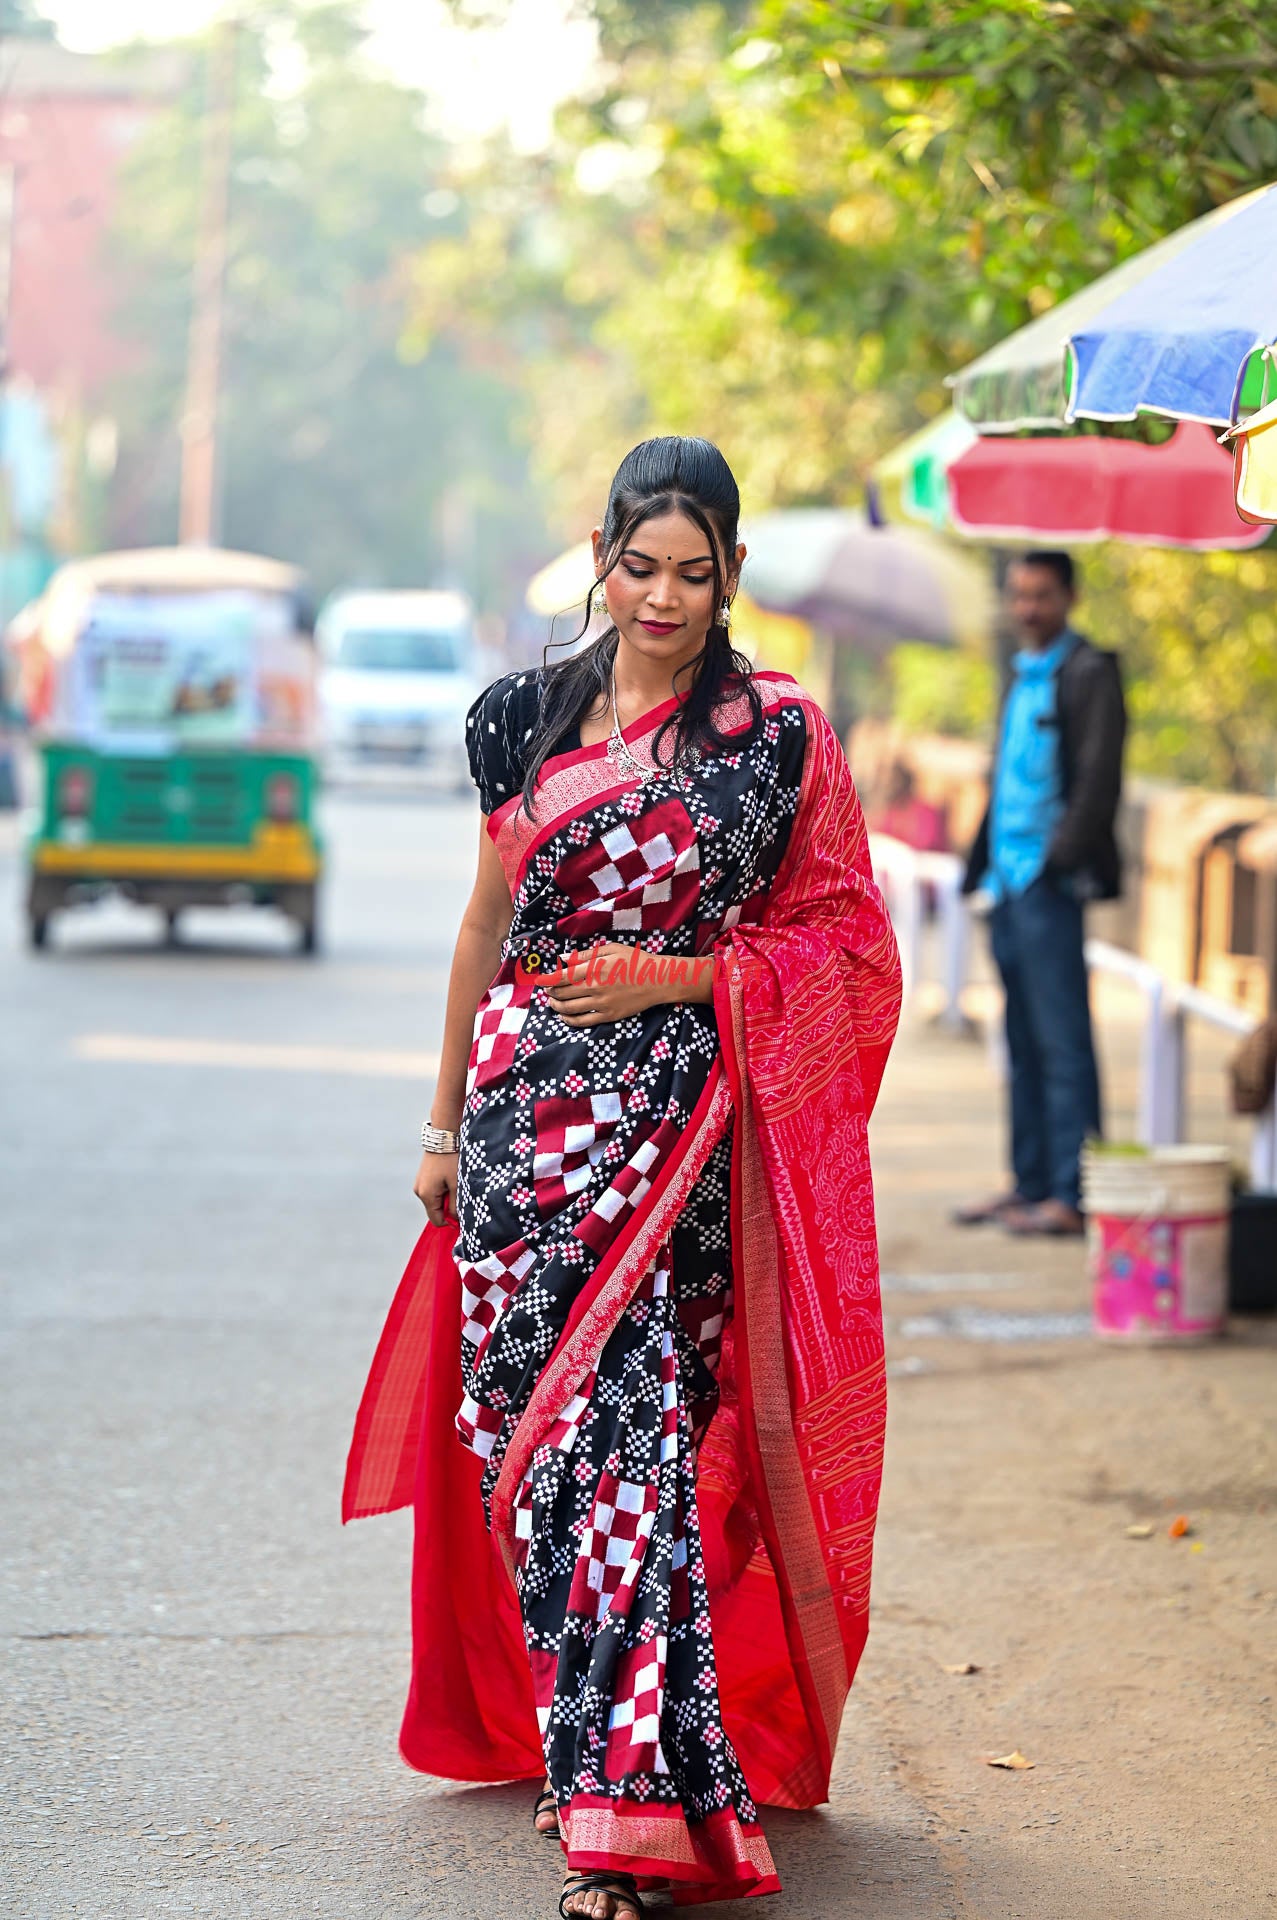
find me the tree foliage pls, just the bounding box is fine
[756,2,1277,333]
[106,1,548,606]
[1083,546,1277,795]
[426,0,1277,788]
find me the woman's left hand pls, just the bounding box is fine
[544,940,709,1026]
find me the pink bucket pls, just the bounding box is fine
[1083,1145,1231,1342]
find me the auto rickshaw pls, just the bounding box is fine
[17,546,323,952]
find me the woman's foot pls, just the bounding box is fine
[533,1778,559,1837]
[559,1870,642,1919]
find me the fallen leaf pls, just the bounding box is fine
[1169,1516,1192,1539]
[986,1751,1035,1770]
[1125,1523,1155,1539]
[942,1661,981,1675]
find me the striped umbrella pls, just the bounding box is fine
[872,410,978,529]
[949,181,1277,433]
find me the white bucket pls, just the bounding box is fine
[1082,1144,1231,1342]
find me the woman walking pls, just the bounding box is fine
[344,437,902,1914]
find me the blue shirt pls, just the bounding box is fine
[987,630,1079,902]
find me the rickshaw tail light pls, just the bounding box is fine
[58,765,93,818]
[266,772,300,822]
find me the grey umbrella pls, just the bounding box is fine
[741,508,992,651]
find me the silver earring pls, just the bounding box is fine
[717,595,733,633]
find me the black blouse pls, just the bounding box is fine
[464,668,583,814]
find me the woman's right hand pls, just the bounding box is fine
[413,1149,459,1227]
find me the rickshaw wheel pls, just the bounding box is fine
[26,878,57,952]
[292,886,320,956]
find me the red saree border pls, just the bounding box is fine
[490,1058,732,1577]
[718,950,848,1790]
[487,687,687,879]
[485,682,689,834]
[704,682,898,1811]
[562,1798,778,1899]
[489,670,807,896]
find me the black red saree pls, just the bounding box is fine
[344,666,902,1905]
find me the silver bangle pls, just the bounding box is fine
[421,1122,459,1154]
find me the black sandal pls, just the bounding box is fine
[533,1783,560,1839]
[558,1870,642,1918]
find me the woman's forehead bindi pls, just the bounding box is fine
[622,542,714,565]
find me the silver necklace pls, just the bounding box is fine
[606,667,702,787]
[606,668,658,784]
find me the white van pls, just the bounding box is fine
[317,589,480,786]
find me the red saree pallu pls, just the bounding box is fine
[344,669,902,1905]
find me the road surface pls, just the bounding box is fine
[2,790,1273,1918]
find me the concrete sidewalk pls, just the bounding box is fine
[850,1001,1277,1919]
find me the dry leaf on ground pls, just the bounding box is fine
[1125,1523,1155,1539]
[1169,1515,1193,1538]
[986,1750,1035,1770]
[942,1661,981,1675]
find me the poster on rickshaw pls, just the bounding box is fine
[254,596,318,745]
[57,590,311,748]
[63,592,251,745]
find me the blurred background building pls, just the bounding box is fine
[0,36,185,622]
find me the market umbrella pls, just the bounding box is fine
[949,180,1277,433]
[872,410,979,529]
[740,509,992,651]
[948,421,1268,550]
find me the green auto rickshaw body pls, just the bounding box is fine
[19,547,324,951]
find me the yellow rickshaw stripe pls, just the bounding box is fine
[31,840,320,881]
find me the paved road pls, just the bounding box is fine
[2,791,509,1919]
[3,791,1274,1919]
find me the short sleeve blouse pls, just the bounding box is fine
[464,668,582,814]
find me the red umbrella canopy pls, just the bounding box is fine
[948,422,1267,551]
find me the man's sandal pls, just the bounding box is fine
[558,1870,642,1918]
[951,1190,1033,1227]
[533,1782,560,1838]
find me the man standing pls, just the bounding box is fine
[956,552,1126,1237]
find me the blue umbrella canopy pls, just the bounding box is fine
[950,181,1277,432]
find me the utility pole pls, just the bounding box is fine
[179,16,237,547]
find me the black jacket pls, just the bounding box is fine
[962,633,1127,902]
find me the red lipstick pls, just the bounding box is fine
[638,620,680,635]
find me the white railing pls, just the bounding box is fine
[869,834,1277,1191]
[1085,941,1277,1192]
[870,834,970,1032]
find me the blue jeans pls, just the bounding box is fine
[988,874,1102,1211]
